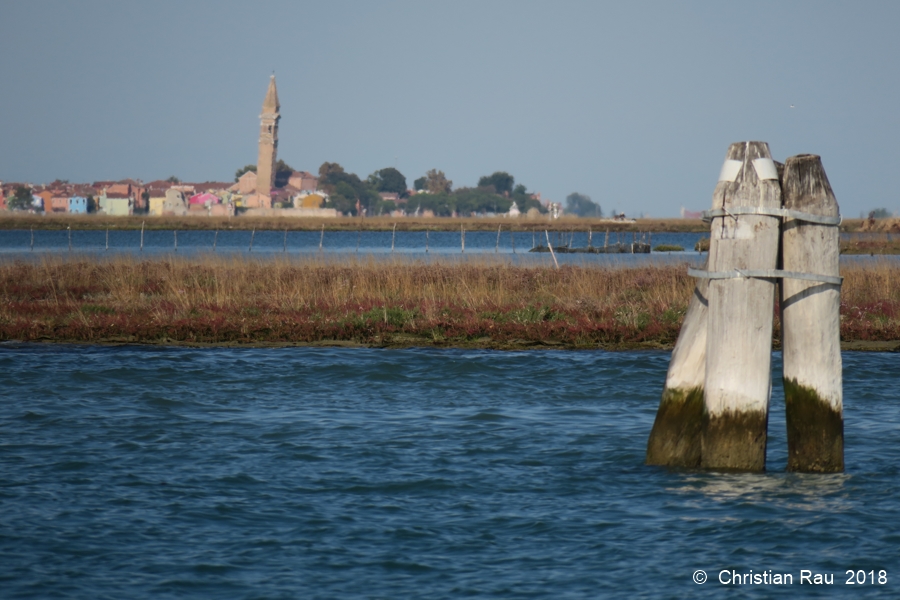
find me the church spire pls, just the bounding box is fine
[262,74,280,114]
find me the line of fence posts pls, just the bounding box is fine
[646,141,843,473]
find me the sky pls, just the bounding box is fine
[1,0,898,217]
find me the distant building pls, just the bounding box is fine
[68,196,88,214]
[288,171,317,192]
[99,192,132,216]
[255,75,280,204]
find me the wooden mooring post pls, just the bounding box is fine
[781,154,843,472]
[646,272,709,467]
[140,221,144,252]
[461,224,465,253]
[391,223,396,253]
[648,141,783,471]
[213,229,218,251]
[701,141,781,471]
[174,229,178,252]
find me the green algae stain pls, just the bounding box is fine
[646,386,704,467]
[784,378,844,473]
[701,409,768,472]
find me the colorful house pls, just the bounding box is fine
[68,196,88,214]
[99,192,132,216]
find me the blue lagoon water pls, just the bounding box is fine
[1,345,898,598]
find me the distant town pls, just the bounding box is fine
[0,75,620,221]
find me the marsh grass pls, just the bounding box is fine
[0,256,897,347]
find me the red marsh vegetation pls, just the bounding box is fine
[0,257,897,349]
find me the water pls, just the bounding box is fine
[1,345,898,598]
[0,229,705,259]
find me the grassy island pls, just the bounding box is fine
[1,257,897,350]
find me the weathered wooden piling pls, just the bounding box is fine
[391,223,396,253]
[174,229,178,252]
[496,225,501,253]
[283,228,288,253]
[140,221,145,252]
[781,154,843,472]
[249,228,254,252]
[105,228,109,251]
[544,230,559,269]
[701,141,781,471]
[425,229,429,253]
[646,273,709,467]
[461,224,465,253]
[318,225,324,252]
[213,229,218,251]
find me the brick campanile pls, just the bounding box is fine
[256,75,280,200]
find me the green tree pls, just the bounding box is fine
[413,176,426,191]
[7,186,34,211]
[425,169,452,194]
[318,161,345,179]
[869,208,892,219]
[166,175,181,183]
[478,171,514,196]
[86,195,97,213]
[369,167,408,196]
[274,159,295,188]
[565,192,602,217]
[234,164,256,181]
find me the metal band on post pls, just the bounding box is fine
[687,267,842,286]
[703,206,842,226]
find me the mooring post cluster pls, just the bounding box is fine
[646,141,843,472]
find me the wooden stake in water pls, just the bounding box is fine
[30,227,34,251]
[496,224,501,253]
[781,154,843,472]
[532,228,535,250]
[588,227,593,248]
[702,141,781,472]
[646,266,709,467]
[545,230,559,269]
[67,226,72,252]
[174,230,178,252]
[249,228,254,252]
[140,221,144,252]
[105,228,109,251]
[319,224,324,252]
[283,228,287,253]
[391,223,396,253]
[461,224,465,253]
[604,229,609,250]
[356,227,361,253]
[425,229,429,253]
[213,229,218,251]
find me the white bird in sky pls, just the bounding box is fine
[790,104,795,108]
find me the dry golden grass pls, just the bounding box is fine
[0,256,896,347]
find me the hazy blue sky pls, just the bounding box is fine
[2,1,898,217]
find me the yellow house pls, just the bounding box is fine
[149,197,166,216]
[297,193,325,209]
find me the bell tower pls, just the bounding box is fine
[256,74,280,201]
